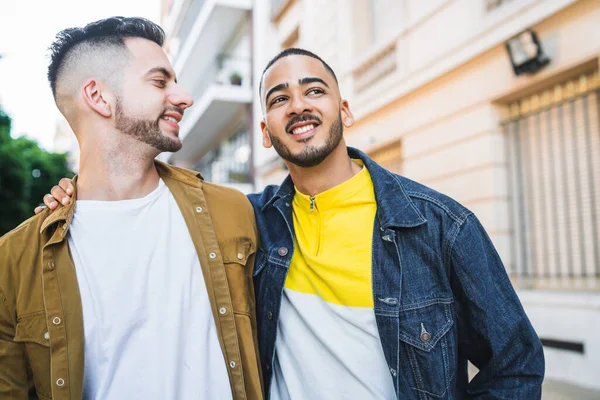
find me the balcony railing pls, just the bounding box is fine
[194,129,251,185]
[191,55,251,101]
[353,43,397,93]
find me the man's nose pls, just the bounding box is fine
[287,94,312,116]
[170,85,194,111]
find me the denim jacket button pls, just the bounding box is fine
[420,332,431,342]
[267,311,273,320]
[278,247,288,256]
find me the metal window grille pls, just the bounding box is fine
[503,71,600,291]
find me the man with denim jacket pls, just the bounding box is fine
[246,48,544,400]
[40,47,544,399]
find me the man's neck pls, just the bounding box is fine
[287,145,362,197]
[76,144,161,201]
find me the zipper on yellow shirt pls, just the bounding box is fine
[309,196,315,212]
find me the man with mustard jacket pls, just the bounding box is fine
[0,17,262,400]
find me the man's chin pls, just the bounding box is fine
[159,143,182,153]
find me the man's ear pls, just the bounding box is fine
[341,99,354,128]
[81,79,112,118]
[260,120,273,148]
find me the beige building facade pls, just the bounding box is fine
[252,0,600,390]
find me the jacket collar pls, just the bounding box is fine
[262,147,427,228]
[40,160,204,234]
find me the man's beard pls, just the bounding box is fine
[115,98,182,153]
[268,112,343,168]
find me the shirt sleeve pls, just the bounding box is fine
[450,213,544,399]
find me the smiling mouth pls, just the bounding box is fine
[291,124,317,135]
[162,116,178,124]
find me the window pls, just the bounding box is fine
[503,71,600,291]
[352,0,404,54]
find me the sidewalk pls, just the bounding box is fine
[542,379,600,400]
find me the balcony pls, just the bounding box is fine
[164,0,253,167]
[193,129,253,193]
[169,54,252,165]
[171,0,252,75]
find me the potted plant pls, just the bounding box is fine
[229,71,242,86]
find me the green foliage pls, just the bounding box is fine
[0,107,74,235]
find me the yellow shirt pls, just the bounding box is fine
[271,161,396,400]
[287,161,376,307]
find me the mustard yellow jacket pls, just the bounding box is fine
[0,161,263,399]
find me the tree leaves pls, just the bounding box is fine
[0,107,74,235]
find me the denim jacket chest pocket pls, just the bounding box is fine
[399,298,456,399]
[219,237,255,316]
[14,311,52,400]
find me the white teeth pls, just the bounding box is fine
[292,124,315,135]
[163,116,177,124]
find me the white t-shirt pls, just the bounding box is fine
[67,179,232,400]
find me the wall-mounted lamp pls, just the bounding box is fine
[505,29,550,76]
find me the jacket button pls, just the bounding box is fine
[195,206,203,213]
[44,332,50,340]
[47,261,55,269]
[420,332,431,342]
[52,317,61,325]
[219,307,227,315]
[209,252,217,259]
[278,247,288,256]
[56,378,65,387]
[229,361,236,368]
[267,311,273,320]
[237,253,243,260]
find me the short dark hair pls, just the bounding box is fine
[47,16,165,98]
[259,48,338,98]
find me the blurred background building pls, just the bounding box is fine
[53,118,80,172]
[160,0,255,194]
[162,0,600,394]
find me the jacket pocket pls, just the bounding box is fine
[14,311,52,399]
[220,237,256,315]
[399,298,456,399]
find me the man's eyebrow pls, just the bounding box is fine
[265,83,289,103]
[146,67,177,84]
[298,77,329,88]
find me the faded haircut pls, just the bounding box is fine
[47,16,165,110]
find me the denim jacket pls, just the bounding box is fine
[247,147,544,400]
